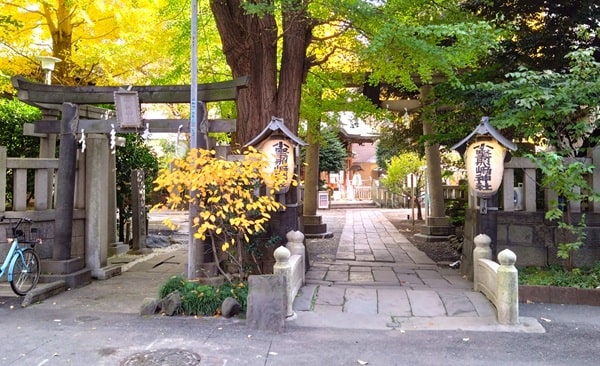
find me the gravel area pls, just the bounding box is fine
[382,213,462,264]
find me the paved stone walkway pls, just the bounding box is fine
[291,209,542,332]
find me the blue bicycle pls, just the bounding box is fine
[0,216,43,296]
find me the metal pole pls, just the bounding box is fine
[188,0,199,280]
[190,0,198,148]
[411,174,415,227]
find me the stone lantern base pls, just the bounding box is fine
[413,216,456,242]
[301,215,333,239]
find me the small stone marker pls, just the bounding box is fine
[160,291,182,316]
[221,297,241,318]
[246,275,286,332]
[139,297,160,316]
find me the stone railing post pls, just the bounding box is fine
[273,245,293,317]
[473,234,492,292]
[497,249,519,325]
[286,230,305,281]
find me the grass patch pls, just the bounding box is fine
[159,276,248,316]
[519,263,600,289]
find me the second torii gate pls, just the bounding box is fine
[12,75,248,284]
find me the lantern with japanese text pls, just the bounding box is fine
[450,116,517,213]
[450,116,518,263]
[259,137,295,191]
[246,117,307,195]
[464,137,506,198]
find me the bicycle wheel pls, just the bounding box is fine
[9,248,41,296]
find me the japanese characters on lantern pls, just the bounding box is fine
[465,139,506,198]
[260,138,294,191]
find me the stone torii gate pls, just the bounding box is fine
[12,75,248,285]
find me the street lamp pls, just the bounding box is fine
[37,56,62,85]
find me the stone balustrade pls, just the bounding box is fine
[247,230,306,331]
[273,231,306,318]
[473,233,519,325]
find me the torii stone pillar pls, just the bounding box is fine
[84,134,121,279]
[54,103,78,260]
[302,122,332,239]
[415,85,455,241]
[108,149,128,256]
[42,103,91,289]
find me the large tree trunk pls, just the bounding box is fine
[211,1,313,272]
[210,0,312,145]
[43,1,74,84]
[277,1,312,135]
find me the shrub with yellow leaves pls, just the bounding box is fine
[153,147,291,278]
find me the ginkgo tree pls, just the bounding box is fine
[381,152,426,219]
[0,0,178,89]
[153,147,291,279]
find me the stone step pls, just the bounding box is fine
[330,202,378,209]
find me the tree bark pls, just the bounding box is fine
[210,0,312,145]
[277,0,313,135]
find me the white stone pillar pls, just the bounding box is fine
[273,245,293,317]
[523,168,537,212]
[473,234,492,292]
[497,249,519,325]
[107,147,118,243]
[503,168,515,212]
[285,230,305,284]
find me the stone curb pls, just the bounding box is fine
[22,280,67,307]
[519,285,600,306]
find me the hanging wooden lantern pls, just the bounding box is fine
[464,137,506,198]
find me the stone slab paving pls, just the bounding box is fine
[296,208,544,332]
[377,288,412,317]
[315,286,345,306]
[344,287,378,315]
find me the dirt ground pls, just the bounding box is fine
[382,214,462,264]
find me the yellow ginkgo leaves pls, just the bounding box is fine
[153,147,290,267]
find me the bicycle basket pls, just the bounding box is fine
[5,224,44,243]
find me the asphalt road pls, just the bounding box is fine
[0,301,599,365]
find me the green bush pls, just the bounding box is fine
[518,263,600,289]
[158,276,248,316]
[159,275,187,298]
[445,199,467,227]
